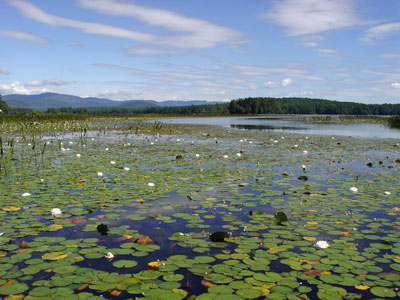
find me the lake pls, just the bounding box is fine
[162,116,400,139]
[1,119,400,299]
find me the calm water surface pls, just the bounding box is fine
[162,116,400,139]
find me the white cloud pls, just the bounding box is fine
[93,64,145,76]
[318,48,337,57]
[264,78,296,88]
[0,29,49,44]
[228,63,321,80]
[0,68,11,75]
[9,0,155,43]
[391,82,400,89]
[300,35,324,47]
[0,81,31,94]
[126,47,184,56]
[362,23,400,44]
[287,91,315,97]
[264,81,279,88]
[303,41,319,47]
[0,79,68,95]
[9,0,242,55]
[264,0,359,36]
[25,78,69,87]
[281,78,295,87]
[78,0,242,49]
[319,48,336,54]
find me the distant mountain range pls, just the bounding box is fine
[3,93,220,111]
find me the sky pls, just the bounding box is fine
[0,0,399,104]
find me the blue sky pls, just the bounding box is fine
[0,0,399,103]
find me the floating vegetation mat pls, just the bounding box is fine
[1,121,400,300]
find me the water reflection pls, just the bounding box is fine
[162,116,400,139]
[231,124,306,131]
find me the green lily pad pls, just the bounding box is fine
[113,260,138,268]
[163,274,184,282]
[370,286,397,297]
[0,282,29,295]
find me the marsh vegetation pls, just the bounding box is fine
[0,117,400,299]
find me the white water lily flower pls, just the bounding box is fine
[21,193,31,197]
[150,142,154,145]
[0,232,3,236]
[223,155,229,158]
[76,154,81,157]
[105,252,114,260]
[110,161,116,165]
[236,153,241,157]
[105,148,109,151]
[315,240,330,249]
[123,167,130,171]
[302,165,306,170]
[69,141,73,145]
[195,154,200,158]
[350,187,358,193]
[147,182,155,187]
[303,150,308,154]
[240,139,244,142]
[384,191,391,195]
[61,148,66,152]
[97,172,103,177]
[249,141,253,144]
[51,208,62,217]
[294,145,298,148]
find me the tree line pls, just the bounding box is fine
[1,94,400,117]
[229,97,400,115]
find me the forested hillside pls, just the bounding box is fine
[229,97,400,115]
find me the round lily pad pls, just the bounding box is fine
[370,286,397,297]
[113,260,138,268]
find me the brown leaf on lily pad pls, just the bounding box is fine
[110,290,121,296]
[4,295,25,300]
[0,280,13,288]
[18,241,28,249]
[135,235,152,245]
[303,269,331,277]
[77,284,88,291]
[201,280,214,287]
